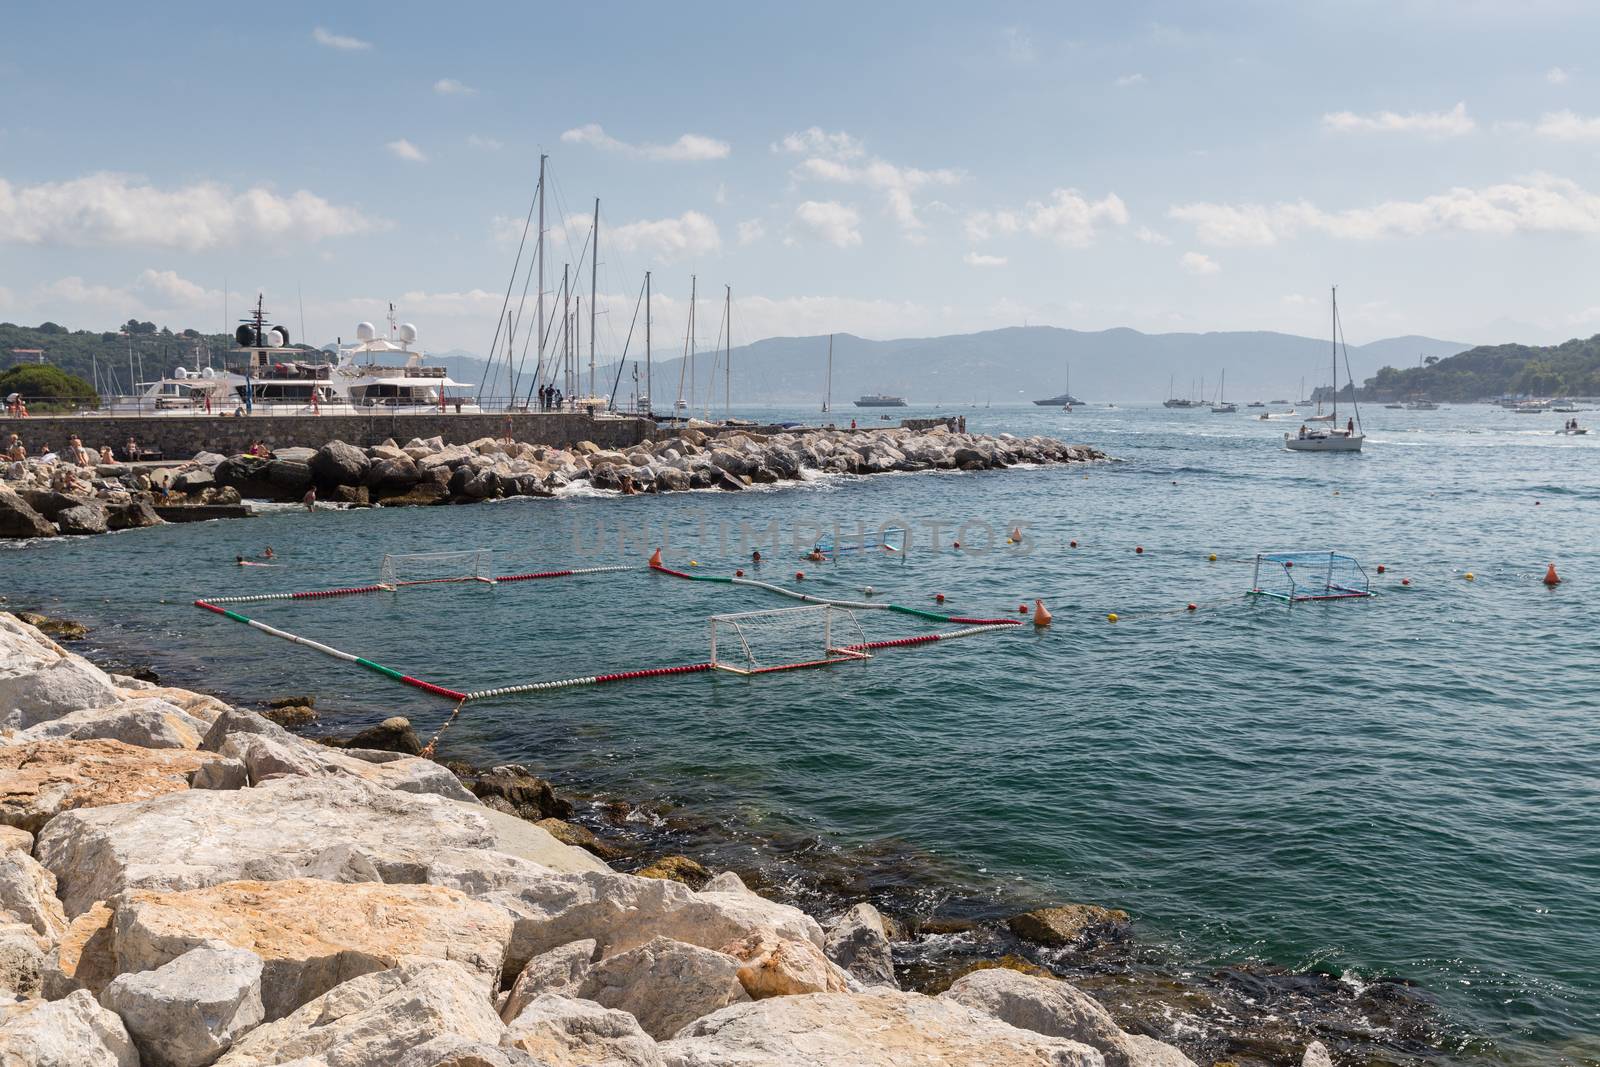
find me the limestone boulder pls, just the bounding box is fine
[0,613,121,730]
[0,486,57,539]
[942,968,1195,1067]
[309,441,371,487]
[0,921,45,998]
[0,988,139,1066]
[99,942,265,1067]
[35,775,498,916]
[457,805,610,874]
[577,936,748,1041]
[660,990,1105,1066]
[419,848,820,977]
[721,931,851,1000]
[208,716,474,802]
[823,902,896,987]
[263,459,312,493]
[12,696,207,749]
[0,850,67,942]
[1302,1042,1334,1067]
[1006,904,1131,949]
[214,960,504,1067]
[0,826,30,853]
[501,938,595,1022]
[504,994,665,1067]
[112,879,513,1019]
[56,502,110,535]
[470,765,573,819]
[106,497,165,530]
[0,738,223,835]
[395,1036,544,1067]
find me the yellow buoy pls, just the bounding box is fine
[1208,553,1218,562]
[1107,612,1119,623]
[1464,572,1475,581]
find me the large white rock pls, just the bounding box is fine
[420,848,822,977]
[0,921,45,998]
[0,614,121,731]
[394,1035,544,1067]
[0,826,31,854]
[213,725,475,803]
[1302,1041,1334,1067]
[0,849,67,942]
[0,738,224,835]
[0,987,139,1066]
[501,938,595,1023]
[823,902,896,987]
[942,968,1195,1067]
[36,775,499,916]
[99,942,265,1067]
[662,990,1106,1066]
[214,960,504,1067]
[11,697,207,749]
[577,936,748,1041]
[110,879,513,1019]
[503,993,665,1067]
[721,931,851,1000]
[458,803,612,874]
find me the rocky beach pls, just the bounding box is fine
[0,610,1348,1066]
[1,424,1107,538]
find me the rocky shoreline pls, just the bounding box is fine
[0,610,1355,1067]
[1,425,1106,538]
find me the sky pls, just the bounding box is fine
[4,0,1600,360]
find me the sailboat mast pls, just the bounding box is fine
[561,266,570,405]
[644,271,652,416]
[724,285,731,420]
[589,198,598,399]
[688,275,697,411]
[824,334,832,412]
[535,154,546,402]
[1331,286,1338,422]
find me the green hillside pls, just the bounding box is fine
[1363,335,1600,401]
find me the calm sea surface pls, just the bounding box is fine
[5,402,1597,1064]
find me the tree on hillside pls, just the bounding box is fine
[36,322,67,334]
[0,364,99,411]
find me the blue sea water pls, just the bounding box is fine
[4,403,1598,1064]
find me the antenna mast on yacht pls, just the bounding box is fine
[823,335,832,413]
[536,154,546,405]
[644,271,652,415]
[724,285,731,420]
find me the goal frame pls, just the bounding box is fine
[708,605,871,676]
[379,549,496,590]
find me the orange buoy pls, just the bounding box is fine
[795,571,805,581]
[648,548,662,567]
[935,593,945,603]
[1069,540,1078,548]
[1135,546,1144,554]
[1018,604,1028,614]
[1033,599,1053,627]
[1401,578,1411,586]
[1376,564,1385,574]
[1186,602,1197,612]
[1544,563,1562,586]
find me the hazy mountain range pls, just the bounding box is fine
[445,326,1471,407]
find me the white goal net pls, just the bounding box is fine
[379,549,495,589]
[709,605,869,675]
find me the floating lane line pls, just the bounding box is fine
[653,562,1023,624]
[464,662,714,701]
[192,599,468,702]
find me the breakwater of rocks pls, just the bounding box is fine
[1,425,1105,539]
[0,609,1323,1067]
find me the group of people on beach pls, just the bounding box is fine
[6,432,118,466]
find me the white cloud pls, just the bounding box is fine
[0,173,380,249]
[772,127,865,159]
[1322,101,1474,136]
[964,252,1007,267]
[1169,173,1600,245]
[1179,251,1220,275]
[135,269,219,305]
[560,123,730,161]
[386,139,427,162]
[1001,27,1035,65]
[1546,66,1570,85]
[1115,73,1146,87]
[433,78,477,96]
[467,134,503,150]
[1136,226,1172,245]
[966,189,1129,247]
[737,219,766,245]
[607,211,721,261]
[1534,110,1600,140]
[794,201,862,247]
[785,132,962,235]
[312,27,372,51]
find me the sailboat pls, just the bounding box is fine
[1211,370,1237,413]
[1285,288,1364,453]
[821,334,832,414]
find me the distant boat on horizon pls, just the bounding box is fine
[854,393,907,407]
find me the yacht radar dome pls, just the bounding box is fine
[173,366,189,379]
[355,321,377,342]
[398,323,417,344]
